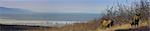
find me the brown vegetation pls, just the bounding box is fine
[24,0,150,31]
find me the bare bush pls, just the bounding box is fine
[105,0,150,24]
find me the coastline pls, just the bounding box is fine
[0,19,88,27]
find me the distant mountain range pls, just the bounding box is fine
[0,7,102,21]
[0,7,45,20]
[0,7,33,14]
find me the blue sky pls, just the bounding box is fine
[0,0,135,13]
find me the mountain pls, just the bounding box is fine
[0,7,36,20]
[0,7,102,21]
[0,7,32,14]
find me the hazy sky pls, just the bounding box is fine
[0,0,135,13]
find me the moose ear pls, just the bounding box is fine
[136,14,140,16]
[136,14,138,16]
[138,14,140,16]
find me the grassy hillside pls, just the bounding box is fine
[25,18,149,31]
[1,0,149,31]
[26,0,150,31]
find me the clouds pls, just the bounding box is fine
[0,0,122,13]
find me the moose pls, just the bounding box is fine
[131,14,141,26]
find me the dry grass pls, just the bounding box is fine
[24,20,149,31]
